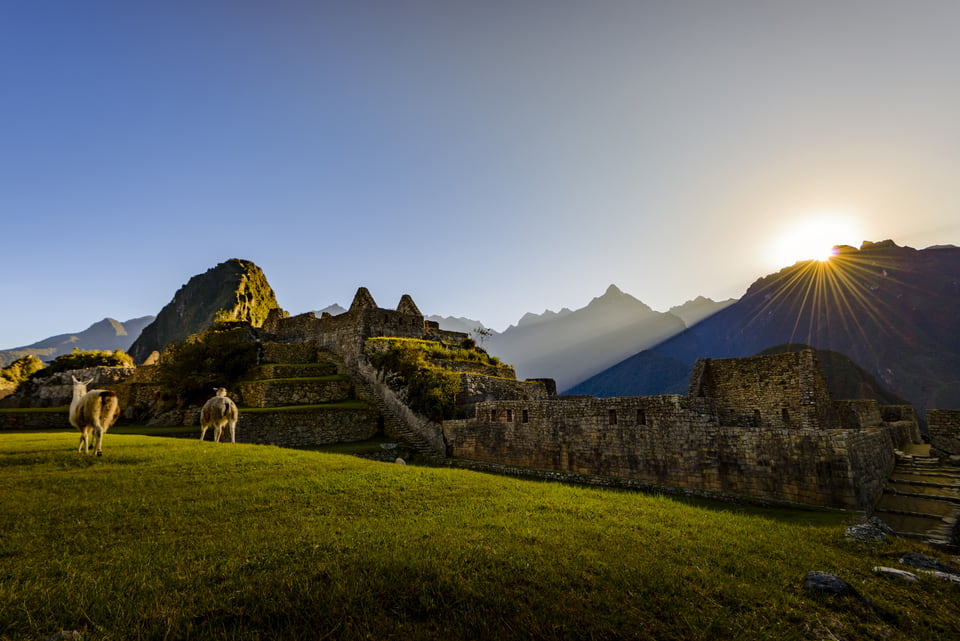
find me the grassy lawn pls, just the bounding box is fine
[1,432,958,640]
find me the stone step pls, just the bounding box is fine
[873,494,958,519]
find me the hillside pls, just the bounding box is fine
[570,241,960,411]
[0,316,154,367]
[129,258,279,363]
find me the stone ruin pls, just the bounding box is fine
[4,286,960,524]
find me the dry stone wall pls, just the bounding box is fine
[444,395,909,510]
[689,350,839,429]
[236,407,379,448]
[445,350,921,511]
[928,409,960,455]
[236,377,353,408]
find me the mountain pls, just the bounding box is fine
[485,285,691,391]
[128,259,279,363]
[571,241,960,412]
[668,296,736,326]
[0,316,155,367]
[425,315,490,336]
[569,342,909,407]
[314,304,347,317]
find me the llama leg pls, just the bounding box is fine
[200,425,208,441]
[228,420,236,443]
[77,430,87,453]
[81,427,93,453]
[94,425,104,456]
[214,423,223,443]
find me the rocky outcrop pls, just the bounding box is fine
[129,259,279,363]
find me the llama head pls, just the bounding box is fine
[70,376,94,402]
[213,387,228,397]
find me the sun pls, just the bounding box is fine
[766,214,863,268]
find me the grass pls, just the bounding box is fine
[1,432,959,641]
[367,336,504,366]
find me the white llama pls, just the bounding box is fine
[200,387,238,443]
[69,375,120,456]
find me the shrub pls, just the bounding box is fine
[32,348,134,378]
[366,341,462,422]
[155,326,259,406]
[0,355,45,384]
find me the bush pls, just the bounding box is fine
[32,348,134,378]
[155,327,259,406]
[366,342,462,422]
[0,355,45,384]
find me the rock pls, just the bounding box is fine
[926,571,960,584]
[47,631,82,641]
[899,552,960,576]
[394,458,406,465]
[802,571,868,604]
[846,517,894,542]
[872,566,917,582]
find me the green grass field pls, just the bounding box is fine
[1,431,958,640]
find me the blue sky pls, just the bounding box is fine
[3,1,960,348]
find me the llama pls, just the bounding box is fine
[69,375,120,456]
[200,387,238,443]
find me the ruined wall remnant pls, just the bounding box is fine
[689,350,839,429]
[928,409,960,456]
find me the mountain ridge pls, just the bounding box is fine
[0,316,155,368]
[569,240,960,413]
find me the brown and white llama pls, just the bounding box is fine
[200,387,238,443]
[69,375,120,456]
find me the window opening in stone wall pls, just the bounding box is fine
[522,409,529,423]
[506,409,513,422]
[609,409,617,425]
[782,408,790,423]
[491,409,497,421]
[753,409,762,426]
[637,409,646,425]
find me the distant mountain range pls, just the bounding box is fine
[0,316,155,368]
[424,286,734,391]
[569,240,960,413]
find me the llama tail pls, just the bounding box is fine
[98,391,120,428]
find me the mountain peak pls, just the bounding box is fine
[128,259,279,363]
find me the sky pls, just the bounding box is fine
[3,0,960,348]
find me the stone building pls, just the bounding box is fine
[443,349,922,511]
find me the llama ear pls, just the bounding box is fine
[72,375,79,383]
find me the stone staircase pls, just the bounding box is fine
[352,375,444,458]
[872,443,960,547]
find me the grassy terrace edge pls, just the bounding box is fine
[1,432,958,641]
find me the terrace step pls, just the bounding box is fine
[873,452,960,546]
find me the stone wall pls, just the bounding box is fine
[236,377,354,408]
[444,393,910,510]
[928,409,960,455]
[235,407,380,447]
[689,350,839,430]
[261,340,320,365]
[0,409,70,430]
[457,374,552,411]
[834,399,882,429]
[0,366,136,409]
